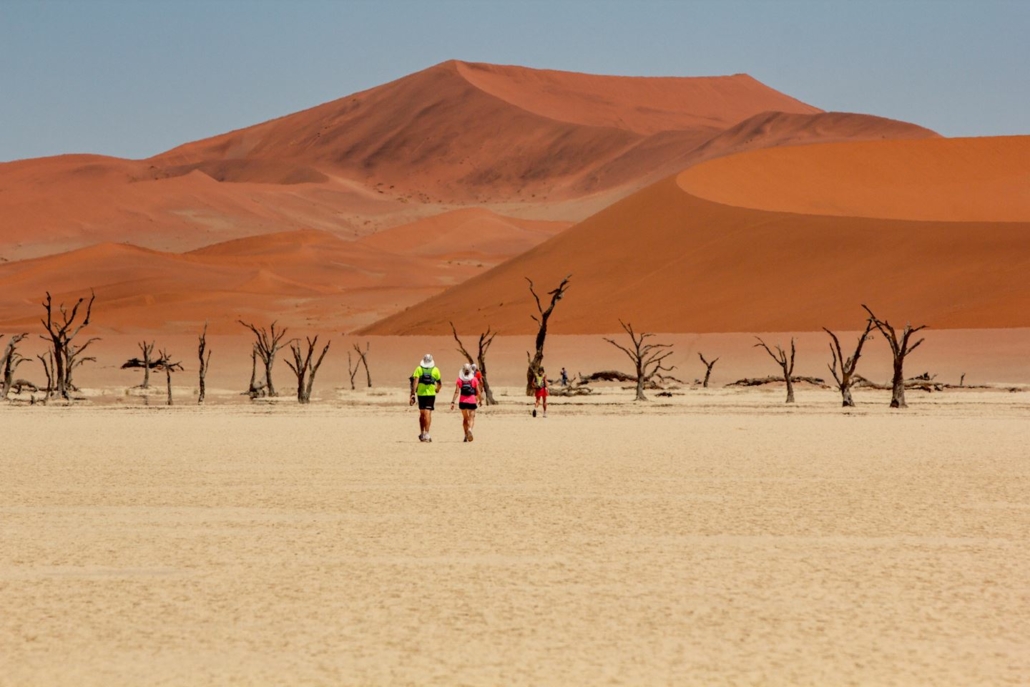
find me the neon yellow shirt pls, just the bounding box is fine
[411,366,441,396]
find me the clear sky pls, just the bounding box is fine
[1,0,1027,162]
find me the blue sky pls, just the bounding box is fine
[1,0,1026,162]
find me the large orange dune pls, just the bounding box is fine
[363,136,1030,335]
[0,209,569,334]
[0,61,934,263]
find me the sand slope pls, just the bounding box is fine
[0,61,935,262]
[363,136,1030,335]
[0,208,571,334]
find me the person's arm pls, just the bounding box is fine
[409,373,417,405]
[450,381,460,409]
[476,381,483,405]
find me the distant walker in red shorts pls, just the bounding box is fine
[532,367,548,418]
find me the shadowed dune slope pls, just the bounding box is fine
[362,136,1030,335]
[0,208,570,334]
[358,208,569,258]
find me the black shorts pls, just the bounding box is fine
[459,402,478,411]
[417,395,436,411]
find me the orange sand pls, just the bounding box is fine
[366,136,1030,335]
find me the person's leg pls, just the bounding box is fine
[461,409,471,438]
[542,393,548,416]
[468,408,476,433]
[424,407,433,438]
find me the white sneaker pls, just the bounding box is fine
[542,411,547,418]
[424,434,432,443]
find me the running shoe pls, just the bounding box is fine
[532,409,537,418]
[467,430,474,442]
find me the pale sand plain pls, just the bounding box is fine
[2,386,1029,686]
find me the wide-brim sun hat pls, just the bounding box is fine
[459,366,475,381]
[421,354,434,368]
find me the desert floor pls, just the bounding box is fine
[2,387,1029,686]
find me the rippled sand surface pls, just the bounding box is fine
[3,389,1029,685]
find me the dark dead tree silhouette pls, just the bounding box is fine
[285,336,331,404]
[346,342,372,390]
[246,345,266,398]
[156,348,183,406]
[698,352,719,388]
[525,274,571,396]
[824,319,875,407]
[139,341,155,388]
[40,289,96,400]
[603,320,675,401]
[450,321,498,405]
[755,337,796,404]
[65,337,100,395]
[197,323,212,404]
[0,334,29,400]
[239,320,289,397]
[36,351,54,401]
[862,305,927,409]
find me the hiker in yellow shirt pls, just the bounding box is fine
[409,353,442,442]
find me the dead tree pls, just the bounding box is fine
[138,341,155,388]
[450,321,498,405]
[39,289,95,400]
[525,274,571,395]
[1,334,29,400]
[755,337,796,404]
[824,321,874,407]
[698,352,719,388]
[198,323,212,404]
[863,305,927,409]
[246,345,267,398]
[603,320,675,401]
[285,336,331,404]
[352,342,372,388]
[156,349,183,406]
[239,320,289,397]
[65,337,100,394]
[37,351,54,400]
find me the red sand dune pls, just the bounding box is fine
[0,61,934,263]
[363,136,1030,335]
[0,209,568,334]
[358,208,568,259]
[679,135,1030,222]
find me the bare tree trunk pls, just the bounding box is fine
[65,338,99,395]
[451,322,498,405]
[39,290,95,400]
[755,337,796,404]
[248,346,261,397]
[525,275,571,395]
[863,305,927,409]
[138,341,154,388]
[286,336,331,403]
[239,320,289,397]
[157,348,182,407]
[37,352,54,400]
[824,321,874,408]
[1,334,27,400]
[198,323,211,404]
[603,321,675,402]
[698,352,719,388]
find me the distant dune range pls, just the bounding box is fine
[364,136,1030,335]
[0,60,973,334]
